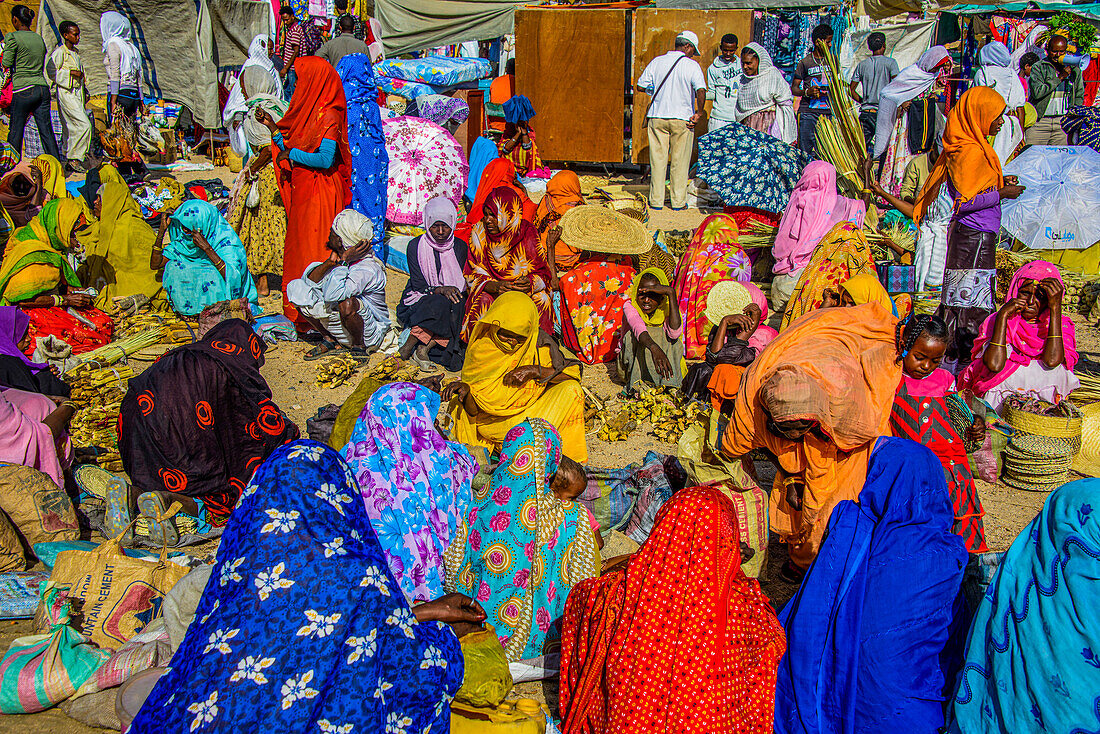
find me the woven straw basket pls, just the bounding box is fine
[1004,406,1083,440]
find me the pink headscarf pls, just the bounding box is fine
[771,161,866,276]
[405,196,466,307]
[959,260,1078,395]
[744,282,778,352]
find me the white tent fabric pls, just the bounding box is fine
[376,0,526,56]
[838,20,938,82]
[38,0,272,127]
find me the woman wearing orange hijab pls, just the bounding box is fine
[720,304,901,580]
[533,170,584,278]
[257,57,352,325]
[913,86,1024,366]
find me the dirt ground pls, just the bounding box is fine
[4,166,1090,732]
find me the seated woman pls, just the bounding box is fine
[128,440,485,734]
[959,261,1078,413]
[0,159,46,227]
[534,170,584,281]
[780,222,876,329]
[771,161,867,318]
[447,292,586,461]
[775,437,968,734]
[286,209,388,359]
[500,95,543,177]
[0,386,73,489]
[838,271,911,318]
[397,196,467,371]
[445,418,600,663]
[0,306,69,396]
[674,213,751,358]
[342,382,479,604]
[891,314,988,553]
[560,486,785,732]
[118,319,298,545]
[617,267,684,392]
[681,280,775,404]
[462,187,553,340]
[721,304,901,578]
[152,199,259,317]
[949,478,1100,733]
[457,158,535,244]
[0,198,112,354]
[80,182,166,310]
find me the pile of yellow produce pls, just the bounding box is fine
[112,307,194,345]
[368,355,421,383]
[68,365,133,472]
[314,353,362,388]
[597,385,707,444]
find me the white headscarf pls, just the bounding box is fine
[974,42,1026,110]
[100,11,140,76]
[224,35,284,154]
[734,43,796,143]
[332,209,374,251]
[873,46,950,158]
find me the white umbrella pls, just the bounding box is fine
[1002,145,1100,250]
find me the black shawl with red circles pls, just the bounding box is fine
[118,319,299,524]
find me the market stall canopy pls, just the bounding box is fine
[950,1,1100,21]
[38,0,272,128]
[839,20,937,77]
[376,0,528,56]
[657,0,960,18]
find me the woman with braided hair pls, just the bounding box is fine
[889,314,988,552]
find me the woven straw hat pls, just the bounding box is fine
[705,280,753,328]
[1072,402,1100,478]
[559,205,651,255]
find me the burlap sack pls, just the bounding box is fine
[0,464,80,548]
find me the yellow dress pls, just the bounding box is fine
[228,163,286,277]
[450,291,587,462]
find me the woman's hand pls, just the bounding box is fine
[276,149,292,167]
[441,381,471,403]
[997,297,1025,321]
[966,415,987,447]
[1039,277,1064,312]
[433,285,463,304]
[821,289,841,308]
[412,593,487,637]
[503,365,544,387]
[638,283,673,300]
[191,229,212,253]
[547,226,562,247]
[62,293,93,309]
[254,107,278,131]
[785,479,804,511]
[999,182,1025,200]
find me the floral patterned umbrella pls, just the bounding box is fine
[697,123,808,214]
[382,116,468,225]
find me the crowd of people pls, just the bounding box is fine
[0,5,1096,733]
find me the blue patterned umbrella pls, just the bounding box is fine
[697,123,808,214]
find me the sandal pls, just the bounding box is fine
[102,470,134,545]
[346,345,376,363]
[304,340,341,361]
[136,492,180,548]
[779,560,807,585]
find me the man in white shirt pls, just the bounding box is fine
[706,34,741,132]
[288,209,390,359]
[637,31,706,210]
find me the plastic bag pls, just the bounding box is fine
[244,177,261,209]
[455,624,513,708]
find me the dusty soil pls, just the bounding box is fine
[8,165,1093,732]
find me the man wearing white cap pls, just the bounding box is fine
[637,31,706,210]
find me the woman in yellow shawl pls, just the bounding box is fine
[839,271,912,318]
[780,222,877,329]
[79,182,165,309]
[0,198,113,353]
[721,303,901,579]
[445,291,587,462]
[31,155,69,201]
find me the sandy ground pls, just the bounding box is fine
[5,165,1093,731]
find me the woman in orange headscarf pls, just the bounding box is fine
[721,303,901,579]
[462,186,552,340]
[534,170,584,276]
[257,57,352,324]
[913,86,1021,366]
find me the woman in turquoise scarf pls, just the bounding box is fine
[153,200,258,316]
[949,477,1100,733]
[444,418,600,662]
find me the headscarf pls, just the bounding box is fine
[478,186,528,249]
[79,181,164,308]
[974,41,1026,110]
[534,170,582,233]
[274,56,352,192]
[99,11,140,77]
[31,156,68,201]
[0,199,85,304]
[959,260,1078,394]
[0,161,45,228]
[560,486,785,732]
[743,281,778,352]
[950,478,1100,733]
[840,272,895,314]
[775,437,968,734]
[460,291,544,417]
[336,53,388,253]
[0,306,47,372]
[127,440,462,734]
[913,86,1005,224]
[465,158,533,227]
[464,136,499,203]
[445,418,600,661]
[223,35,283,152]
[874,46,951,158]
[629,267,671,327]
[503,95,536,124]
[771,161,867,276]
[735,43,793,120]
[331,208,373,251]
[417,196,463,290]
[243,34,279,90]
[342,382,478,604]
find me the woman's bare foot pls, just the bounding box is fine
[256,275,270,297]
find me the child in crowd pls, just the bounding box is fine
[617,268,683,392]
[890,314,988,553]
[551,455,603,550]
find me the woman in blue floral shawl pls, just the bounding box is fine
[336,53,388,256]
[342,382,478,604]
[129,440,485,734]
[444,418,600,662]
[949,478,1100,733]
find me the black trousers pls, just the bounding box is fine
[8,85,60,159]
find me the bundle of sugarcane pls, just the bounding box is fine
[816,41,868,197]
[113,307,195,345]
[65,330,165,378]
[737,221,779,250]
[816,116,865,199]
[68,365,134,472]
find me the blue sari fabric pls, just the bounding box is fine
[129,440,463,734]
[950,478,1100,733]
[337,53,388,257]
[163,200,258,316]
[775,436,969,734]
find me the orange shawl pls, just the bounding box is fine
[913,86,1005,224]
[274,57,352,324]
[721,304,901,566]
[534,170,583,268]
[560,486,785,734]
